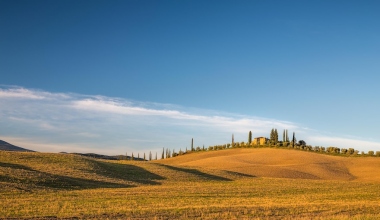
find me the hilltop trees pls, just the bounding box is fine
[232,134,235,148]
[135,129,378,162]
[270,129,278,145]
[292,132,296,148]
[283,129,289,142]
[286,130,289,142]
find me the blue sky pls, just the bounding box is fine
[1,0,379,154]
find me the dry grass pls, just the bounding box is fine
[1,149,380,219]
[157,148,380,182]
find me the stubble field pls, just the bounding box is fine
[1,148,380,219]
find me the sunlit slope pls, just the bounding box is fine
[156,148,380,181]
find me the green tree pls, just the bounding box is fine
[191,138,194,151]
[270,128,274,144]
[162,148,165,159]
[292,132,296,148]
[248,131,252,144]
[232,134,234,148]
[131,153,134,161]
[143,153,146,161]
[274,129,278,145]
[286,129,289,142]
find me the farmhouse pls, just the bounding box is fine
[253,137,268,145]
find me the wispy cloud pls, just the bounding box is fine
[1,86,379,154]
[0,86,69,100]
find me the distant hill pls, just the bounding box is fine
[71,152,146,161]
[0,140,35,152]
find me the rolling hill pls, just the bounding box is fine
[0,140,34,152]
[156,148,380,182]
[2,148,380,219]
[2,147,380,191]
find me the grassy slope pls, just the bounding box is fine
[157,148,380,182]
[1,149,380,219]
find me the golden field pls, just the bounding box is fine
[1,148,380,219]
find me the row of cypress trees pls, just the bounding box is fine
[126,129,380,161]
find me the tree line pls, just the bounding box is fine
[125,129,380,161]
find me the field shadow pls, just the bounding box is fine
[0,161,164,190]
[223,170,256,178]
[157,164,231,181]
[87,160,165,185]
[0,162,35,171]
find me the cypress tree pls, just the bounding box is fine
[292,132,295,148]
[162,148,165,159]
[149,151,152,161]
[270,129,274,144]
[283,130,285,142]
[131,153,134,161]
[143,153,146,161]
[232,134,234,147]
[286,129,289,142]
[191,138,194,151]
[138,153,139,159]
[248,131,252,144]
[274,129,278,145]
[155,152,157,160]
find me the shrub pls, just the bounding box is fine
[327,147,340,154]
[347,148,355,155]
[368,151,374,156]
[341,148,347,154]
[376,151,380,157]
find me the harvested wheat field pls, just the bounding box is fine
[157,148,380,182]
[1,149,380,219]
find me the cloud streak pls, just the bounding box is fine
[1,86,379,154]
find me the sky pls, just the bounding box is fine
[1,0,379,155]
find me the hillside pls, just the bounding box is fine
[2,148,380,193]
[156,148,380,182]
[0,140,34,152]
[2,149,380,219]
[0,151,241,192]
